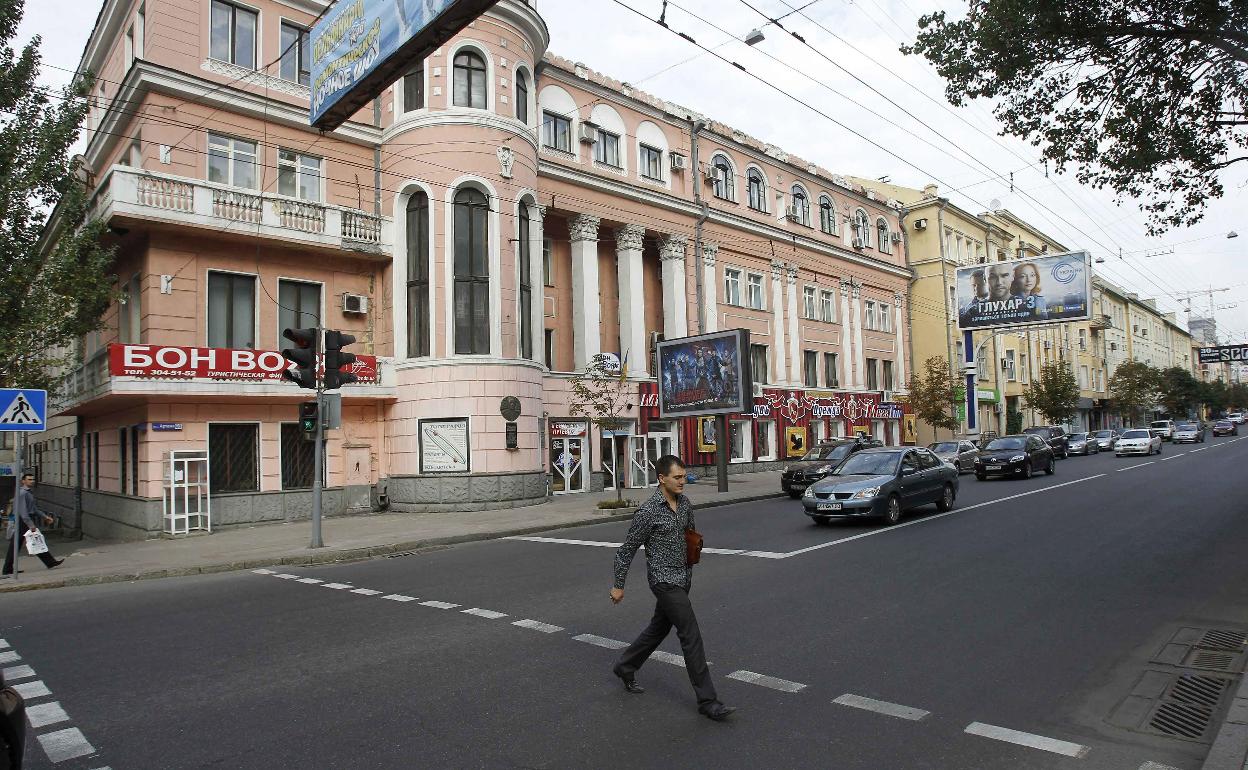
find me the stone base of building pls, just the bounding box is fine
[384,470,548,513]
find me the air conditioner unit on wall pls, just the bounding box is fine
[914,218,928,230]
[881,390,895,402]
[702,164,717,182]
[852,236,865,249]
[342,293,369,314]
[785,205,801,222]
[670,153,687,171]
[890,232,902,244]
[577,124,596,143]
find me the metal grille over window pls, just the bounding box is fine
[281,424,315,489]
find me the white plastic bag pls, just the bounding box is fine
[23,529,48,556]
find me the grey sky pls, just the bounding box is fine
[18,0,1246,341]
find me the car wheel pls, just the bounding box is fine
[1046,456,1056,475]
[975,472,986,481]
[936,483,955,512]
[1022,461,1033,480]
[882,494,902,526]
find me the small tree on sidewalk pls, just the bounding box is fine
[1022,361,1080,426]
[907,356,962,439]
[569,353,632,506]
[1108,360,1160,425]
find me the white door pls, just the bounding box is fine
[627,435,648,488]
[552,437,587,494]
[645,434,675,485]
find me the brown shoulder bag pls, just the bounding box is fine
[684,528,703,566]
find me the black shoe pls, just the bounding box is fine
[48,559,63,569]
[699,702,737,721]
[614,672,645,694]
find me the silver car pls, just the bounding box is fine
[927,440,980,473]
[1066,432,1099,455]
[1115,428,1162,456]
[1091,429,1120,451]
[1172,422,1206,443]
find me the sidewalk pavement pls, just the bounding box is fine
[1203,673,1248,770]
[0,470,785,593]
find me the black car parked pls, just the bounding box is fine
[781,437,883,498]
[974,434,1056,480]
[1023,426,1069,459]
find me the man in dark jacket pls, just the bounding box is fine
[609,455,735,721]
[3,473,62,576]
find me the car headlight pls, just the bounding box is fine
[802,486,815,499]
[1009,455,1025,462]
[851,486,881,499]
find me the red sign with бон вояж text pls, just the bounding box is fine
[108,343,380,383]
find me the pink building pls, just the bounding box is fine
[36,0,912,539]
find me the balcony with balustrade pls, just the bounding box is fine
[90,165,393,258]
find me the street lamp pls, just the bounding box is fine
[744,28,765,46]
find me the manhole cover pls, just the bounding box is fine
[1199,629,1247,652]
[1167,674,1228,707]
[1149,701,1214,740]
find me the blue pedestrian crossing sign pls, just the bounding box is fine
[0,389,47,432]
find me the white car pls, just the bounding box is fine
[1228,412,1245,424]
[1115,428,1162,456]
[1149,420,1175,440]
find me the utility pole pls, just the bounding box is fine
[311,349,325,548]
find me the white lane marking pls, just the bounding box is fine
[25,701,70,728]
[296,578,323,584]
[2,664,35,681]
[37,726,96,763]
[784,475,1108,557]
[572,634,628,650]
[505,536,622,548]
[1138,762,1183,770]
[419,600,460,610]
[382,594,418,602]
[1117,461,1155,472]
[251,569,275,574]
[0,651,21,664]
[462,608,507,619]
[512,619,564,634]
[650,650,687,667]
[273,574,300,579]
[833,693,930,720]
[1190,447,1207,452]
[726,670,806,693]
[350,588,383,596]
[321,582,354,590]
[0,638,8,649]
[964,722,1090,759]
[1158,454,1181,461]
[12,680,51,699]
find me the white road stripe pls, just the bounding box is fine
[727,670,806,693]
[419,600,460,610]
[1158,454,1181,461]
[784,475,1108,557]
[0,638,8,649]
[251,569,275,574]
[25,701,70,728]
[1190,447,1207,452]
[833,693,930,721]
[462,608,508,619]
[1138,762,1182,770]
[381,594,418,602]
[321,582,354,590]
[2,664,35,681]
[296,578,323,584]
[512,619,564,634]
[37,726,96,763]
[572,634,628,650]
[0,651,21,665]
[504,536,622,548]
[12,680,51,699]
[350,588,383,596]
[1117,461,1155,472]
[273,574,300,579]
[964,722,1089,758]
[650,651,687,667]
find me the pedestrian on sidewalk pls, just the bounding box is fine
[609,455,735,721]
[3,473,63,576]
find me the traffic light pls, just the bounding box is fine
[299,400,319,438]
[282,327,318,389]
[323,330,358,390]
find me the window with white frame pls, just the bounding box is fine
[746,273,764,310]
[278,279,320,342]
[1005,349,1017,380]
[403,66,424,112]
[1020,353,1029,383]
[865,358,879,389]
[594,129,621,167]
[819,195,835,234]
[279,22,310,85]
[877,218,890,253]
[883,360,894,391]
[747,168,766,211]
[803,286,816,319]
[803,350,818,387]
[724,268,742,306]
[207,132,257,189]
[711,154,734,200]
[542,111,571,152]
[639,144,663,180]
[864,300,877,331]
[790,185,810,226]
[729,420,751,462]
[514,69,529,124]
[207,271,255,348]
[820,289,835,322]
[751,343,769,384]
[210,0,257,69]
[824,352,838,387]
[755,421,775,461]
[852,209,871,247]
[880,303,892,333]
[277,150,321,202]
[1080,365,1089,389]
[453,50,487,109]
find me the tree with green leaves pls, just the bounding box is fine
[1022,361,1081,425]
[1156,366,1203,417]
[1200,378,1230,415]
[907,356,962,438]
[1108,360,1161,425]
[904,0,1247,235]
[568,353,632,505]
[0,0,115,393]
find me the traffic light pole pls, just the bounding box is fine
[310,331,325,549]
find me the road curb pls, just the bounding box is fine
[1202,672,1248,770]
[0,491,782,593]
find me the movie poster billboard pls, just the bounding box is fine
[657,329,751,418]
[955,251,1092,330]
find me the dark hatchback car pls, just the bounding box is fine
[1213,420,1239,436]
[802,447,959,526]
[1023,426,1069,459]
[974,434,1056,480]
[781,438,883,498]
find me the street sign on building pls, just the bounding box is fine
[0,388,47,432]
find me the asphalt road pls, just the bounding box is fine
[6,435,1248,769]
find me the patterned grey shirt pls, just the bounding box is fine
[613,489,696,590]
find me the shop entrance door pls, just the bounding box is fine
[551,437,587,494]
[645,434,675,485]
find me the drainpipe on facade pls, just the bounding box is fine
[935,202,957,440]
[373,98,382,216]
[690,119,708,334]
[899,207,917,398]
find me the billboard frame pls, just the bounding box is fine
[955,250,1093,331]
[656,328,752,419]
[1199,345,1248,364]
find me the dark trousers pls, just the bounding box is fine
[3,520,56,575]
[614,583,719,706]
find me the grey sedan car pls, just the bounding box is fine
[802,447,959,526]
[927,440,980,473]
[1172,422,1206,443]
[1091,429,1120,451]
[1066,432,1099,455]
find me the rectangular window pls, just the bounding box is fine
[280,423,315,489]
[1080,365,1089,390]
[824,352,839,388]
[883,360,894,391]
[803,286,816,319]
[125,25,134,69]
[746,273,764,310]
[131,427,139,496]
[865,300,876,331]
[209,0,257,69]
[279,22,310,85]
[119,273,141,343]
[403,66,425,112]
[119,428,127,494]
[866,357,879,390]
[542,237,554,287]
[544,328,555,370]
[639,144,662,180]
[407,192,430,357]
[729,420,749,462]
[820,290,835,323]
[750,344,769,385]
[1005,349,1017,381]
[278,279,320,342]
[208,423,258,493]
[92,432,100,489]
[1019,353,1029,383]
[803,350,818,387]
[518,210,533,360]
[724,268,742,306]
[881,304,892,333]
[207,132,257,189]
[755,421,774,461]
[277,149,322,202]
[541,111,571,152]
[594,130,620,167]
[207,271,256,348]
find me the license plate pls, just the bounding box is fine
[986,465,1002,471]
[817,502,842,511]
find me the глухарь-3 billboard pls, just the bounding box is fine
[956,251,1092,330]
[657,329,752,418]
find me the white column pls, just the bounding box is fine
[569,213,601,371]
[892,291,906,391]
[852,282,865,390]
[785,263,800,386]
[659,234,689,339]
[701,241,719,333]
[615,224,648,376]
[839,280,853,388]
[529,204,546,363]
[770,260,788,385]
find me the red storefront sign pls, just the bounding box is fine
[108,344,380,383]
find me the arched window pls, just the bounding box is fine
[711,154,734,200]
[406,191,430,357]
[876,218,890,253]
[790,185,810,226]
[819,195,835,234]
[453,50,487,109]
[515,69,529,125]
[454,188,490,354]
[518,202,533,359]
[747,168,766,212]
[852,209,871,247]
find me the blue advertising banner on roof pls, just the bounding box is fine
[310,0,496,130]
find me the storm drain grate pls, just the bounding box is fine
[385,551,417,558]
[1149,702,1214,740]
[1167,674,1228,707]
[1199,629,1247,652]
[1189,651,1238,671]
